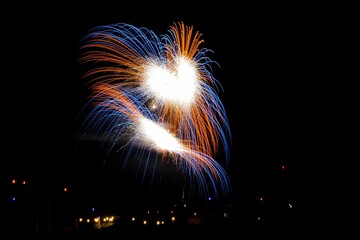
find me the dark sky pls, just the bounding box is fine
[2,3,319,214]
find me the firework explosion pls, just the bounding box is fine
[78,22,231,201]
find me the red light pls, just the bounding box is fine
[12,179,16,184]
[259,197,263,201]
[281,165,285,170]
[22,181,26,185]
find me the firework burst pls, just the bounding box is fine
[78,21,231,201]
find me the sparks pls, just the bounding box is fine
[143,56,198,106]
[139,117,183,152]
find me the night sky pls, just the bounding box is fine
[2,3,322,228]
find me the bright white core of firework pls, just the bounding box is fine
[139,117,183,152]
[144,57,198,105]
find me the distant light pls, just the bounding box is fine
[131,217,136,221]
[208,196,212,201]
[12,197,16,202]
[143,220,147,225]
[156,221,160,225]
[91,208,95,211]
[257,216,261,221]
[22,181,26,185]
[86,219,90,223]
[289,203,293,208]
[64,187,67,192]
[193,212,197,216]
[171,216,175,222]
[12,179,16,184]
[79,218,83,222]
[259,197,263,201]
[281,165,285,170]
